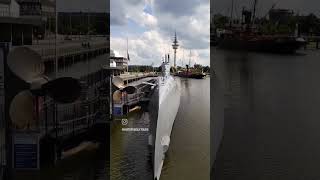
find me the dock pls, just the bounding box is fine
[112,75,158,117]
[119,72,158,84]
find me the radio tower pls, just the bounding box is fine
[172,31,179,68]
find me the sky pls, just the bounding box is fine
[110,0,210,67]
[212,0,320,18]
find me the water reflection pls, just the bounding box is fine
[213,49,320,180]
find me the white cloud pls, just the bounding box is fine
[111,0,210,66]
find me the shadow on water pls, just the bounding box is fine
[213,49,320,180]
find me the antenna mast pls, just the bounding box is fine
[172,31,179,69]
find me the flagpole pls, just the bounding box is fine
[126,37,129,72]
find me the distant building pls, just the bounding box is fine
[0,0,20,17]
[15,0,54,18]
[110,56,128,72]
[58,12,109,35]
[16,0,55,37]
[110,49,115,57]
[0,0,41,45]
[269,9,294,24]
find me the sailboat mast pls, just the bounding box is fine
[189,50,191,67]
[183,49,184,66]
[252,0,258,25]
[230,0,234,26]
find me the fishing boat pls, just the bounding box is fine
[149,54,181,180]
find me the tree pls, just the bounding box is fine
[203,66,210,73]
[213,14,229,29]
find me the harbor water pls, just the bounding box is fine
[213,48,320,179]
[111,77,210,180]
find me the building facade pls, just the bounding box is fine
[16,0,55,37]
[0,0,20,17]
[58,12,109,35]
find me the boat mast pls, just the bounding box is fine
[252,0,258,26]
[189,50,191,67]
[183,49,185,67]
[229,0,234,27]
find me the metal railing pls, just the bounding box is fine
[57,114,96,137]
[32,41,108,60]
[38,80,109,138]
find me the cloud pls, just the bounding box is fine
[111,0,210,66]
[153,0,204,17]
[110,0,156,28]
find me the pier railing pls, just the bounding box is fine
[29,41,108,61]
[57,114,96,137]
[39,94,106,138]
[38,76,109,138]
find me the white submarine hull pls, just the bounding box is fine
[149,75,181,180]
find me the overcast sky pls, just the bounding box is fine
[57,0,109,12]
[110,0,210,66]
[212,0,320,17]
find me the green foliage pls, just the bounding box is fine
[213,14,229,29]
[128,65,154,72]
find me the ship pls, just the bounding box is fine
[174,50,206,79]
[149,54,181,180]
[215,0,306,53]
[175,65,206,79]
[217,32,306,53]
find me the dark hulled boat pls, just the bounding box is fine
[217,32,306,53]
[215,0,306,53]
[175,71,206,79]
[175,65,206,79]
